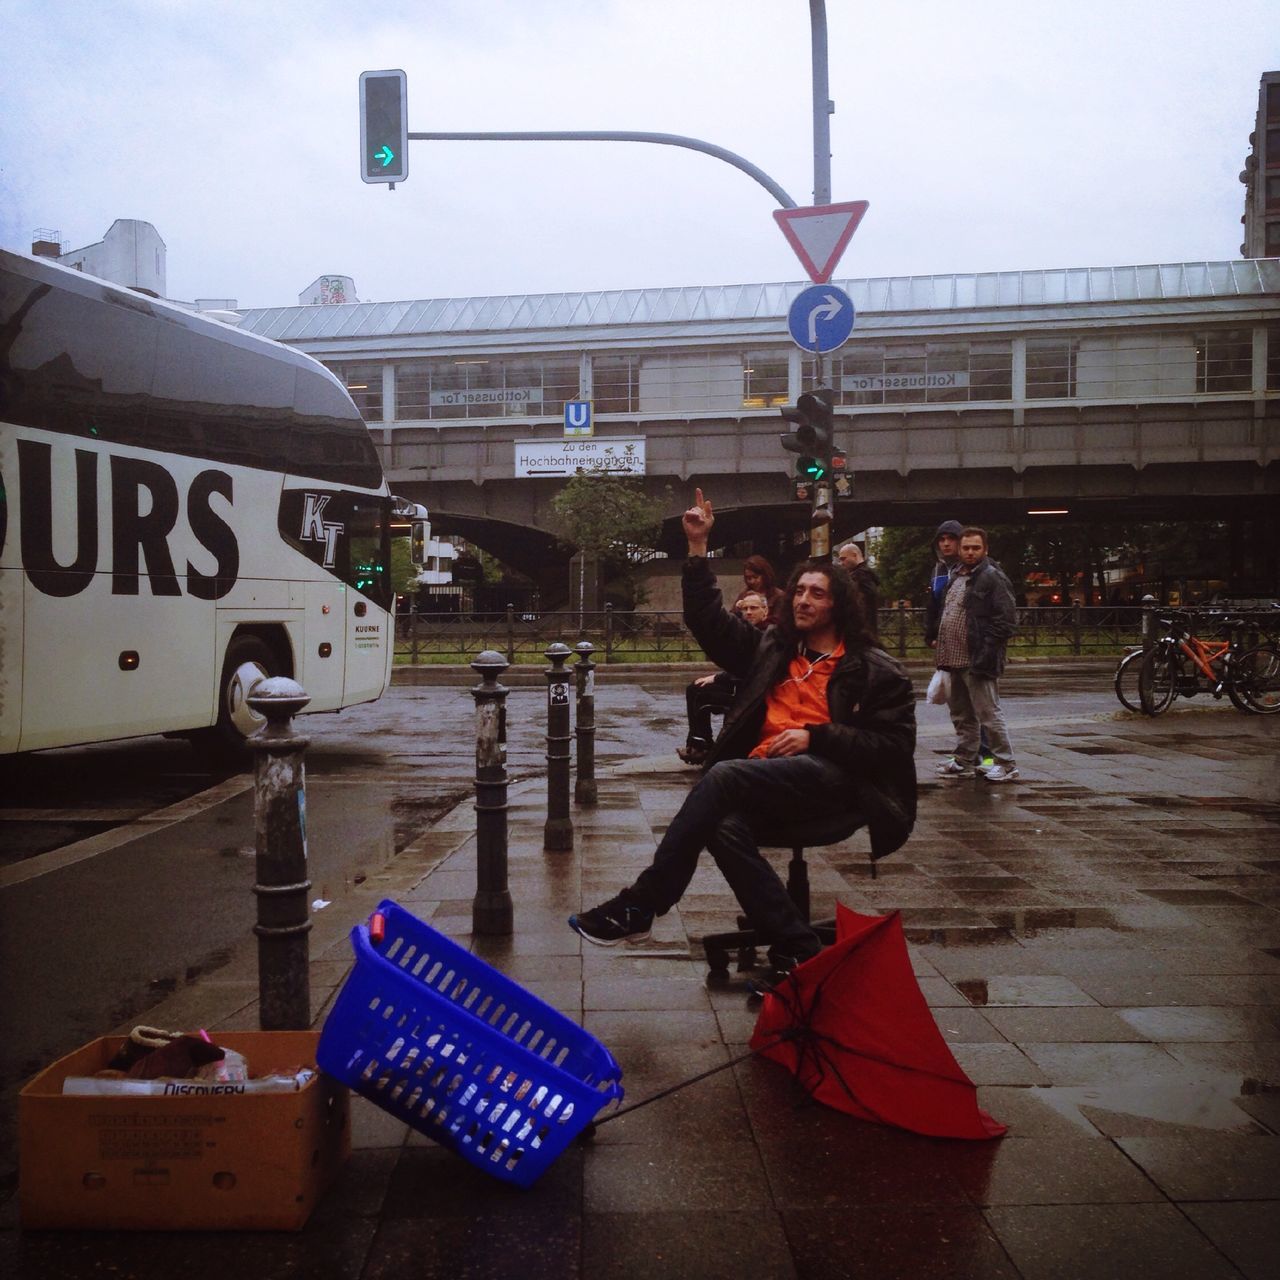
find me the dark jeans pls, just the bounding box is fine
[631,754,856,959]
[684,677,736,747]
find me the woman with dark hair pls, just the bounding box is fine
[737,555,785,623]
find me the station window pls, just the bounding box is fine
[812,340,1012,405]
[393,356,579,420]
[1195,329,1252,393]
[327,362,383,420]
[1026,339,1078,398]
[636,351,748,413]
[741,352,790,407]
[593,354,640,414]
[1266,177,1280,213]
[1267,220,1280,256]
[1267,324,1280,391]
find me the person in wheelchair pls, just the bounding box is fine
[570,488,917,974]
[676,590,770,766]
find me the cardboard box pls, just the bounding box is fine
[19,1030,349,1231]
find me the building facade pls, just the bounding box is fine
[1242,72,1280,259]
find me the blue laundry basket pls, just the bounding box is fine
[317,900,623,1187]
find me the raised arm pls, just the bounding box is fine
[683,487,714,557]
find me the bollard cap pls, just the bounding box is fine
[544,641,572,664]
[471,649,510,679]
[246,676,310,725]
[574,640,595,659]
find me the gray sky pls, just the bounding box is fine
[3,0,1277,309]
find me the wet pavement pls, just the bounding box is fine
[1,674,1278,1279]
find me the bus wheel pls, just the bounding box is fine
[208,636,275,756]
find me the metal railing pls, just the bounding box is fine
[393,603,1194,665]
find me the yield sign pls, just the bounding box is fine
[773,200,869,284]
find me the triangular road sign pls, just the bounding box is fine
[773,201,869,284]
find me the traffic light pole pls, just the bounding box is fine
[809,352,831,558]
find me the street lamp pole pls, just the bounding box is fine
[810,0,832,206]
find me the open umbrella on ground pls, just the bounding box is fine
[749,904,1006,1140]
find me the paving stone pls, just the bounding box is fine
[1181,1200,1280,1280]
[982,1006,1150,1043]
[954,975,1100,1006]
[1116,1004,1280,1042]
[363,1214,581,1280]
[782,1206,1018,1279]
[955,1135,1164,1204]
[584,1210,797,1280]
[1116,1134,1280,1199]
[985,1202,1243,1279]
[585,1140,772,1213]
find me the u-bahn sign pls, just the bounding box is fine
[515,438,645,477]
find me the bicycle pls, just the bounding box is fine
[1137,611,1280,716]
[1113,646,1144,712]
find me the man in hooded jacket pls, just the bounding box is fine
[569,489,917,972]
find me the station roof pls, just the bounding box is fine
[237,259,1280,345]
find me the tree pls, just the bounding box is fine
[548,471,667,563]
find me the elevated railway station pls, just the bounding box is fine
[237,259,1280,578]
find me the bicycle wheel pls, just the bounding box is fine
[1113,649,1145,712]
[1229,645,1280,714]
[1137,646,1178,715]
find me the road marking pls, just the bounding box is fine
[0,774,255,892]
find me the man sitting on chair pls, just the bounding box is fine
[569,488,917,974]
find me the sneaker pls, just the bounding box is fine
[978,755,995,773]
[983,764,1020,783]
[936,760,976,778]
[569,891,654,946]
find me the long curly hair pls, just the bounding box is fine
[777,559,877,651]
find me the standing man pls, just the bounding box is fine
[934,528,1019,782]
[835,540,881,637]
[569,489,917,974]
[923,520,965,650]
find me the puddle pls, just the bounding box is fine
[1033,1072,1266,1134]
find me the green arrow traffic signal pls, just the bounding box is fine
[795,456,829,481]
[375,145,395,168]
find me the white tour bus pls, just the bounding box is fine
[0,247,413,755]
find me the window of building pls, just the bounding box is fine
[1026,339,1078,398]
[637,351,769,413]
[1196,329,1252,393]
[1266,219,1280,256]
[1268,127,1280,168]
[810,339,1012,405]
[1266,176,1280,213]
[1267,324,1280,391]
[327,362,383,420]
[1268,81,1280,124]
[593,354,640,414]
[741,351,790,407]
[392,355,580,420]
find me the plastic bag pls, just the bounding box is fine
[926,669,950,705]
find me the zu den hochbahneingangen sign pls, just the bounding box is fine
[515,438,645,478]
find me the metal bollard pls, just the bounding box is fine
[471,650,513,936]
[248,677,312,1031]
[543,642,574,851]
[573,641,598,807]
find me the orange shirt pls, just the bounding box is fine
[749,643,845,758]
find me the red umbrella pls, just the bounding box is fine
[749,904,1006,1140]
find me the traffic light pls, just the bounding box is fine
[359,70,408,184]
[779,386,837,467]
[794,455,829,481]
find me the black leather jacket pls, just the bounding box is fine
[939,557,1017,678]
[683,557,917,860]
